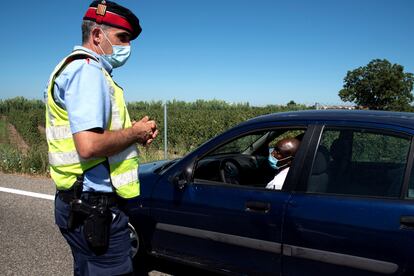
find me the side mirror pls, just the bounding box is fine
[172,172,188,190]
[169,159,194,190]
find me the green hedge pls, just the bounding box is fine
[127,99,312,151]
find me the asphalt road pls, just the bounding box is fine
[0,173,71,275]
[0,173,215,276]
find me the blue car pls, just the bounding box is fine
[126,110,414,275]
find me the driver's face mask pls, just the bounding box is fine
[268,149,293,170]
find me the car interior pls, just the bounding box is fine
[193,128,306,188]
[309,129,411,198]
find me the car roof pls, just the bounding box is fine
[242,110,414,129]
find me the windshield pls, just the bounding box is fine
[209,131,269,155]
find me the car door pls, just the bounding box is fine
[282,123,414,275]
[149,122,313,275]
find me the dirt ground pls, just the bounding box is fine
[0,117,7,144]
[7,123,29,154]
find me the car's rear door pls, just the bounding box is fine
[282,123,414,275]
[149,122,313,275]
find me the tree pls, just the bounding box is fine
[339,59,414,111]
[287,100,297,106]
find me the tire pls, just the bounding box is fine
[127,222,140,258]
[128,222,152,275]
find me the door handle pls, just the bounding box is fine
[400,216,414,228]
[245,201,270,213]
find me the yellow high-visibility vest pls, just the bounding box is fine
[45,49,139,199]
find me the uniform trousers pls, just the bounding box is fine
[55,194,134,276]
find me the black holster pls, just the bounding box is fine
[67,176,85,231]
[66,176,112,255]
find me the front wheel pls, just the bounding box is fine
[128,222,152,275]
[127,222,140,258]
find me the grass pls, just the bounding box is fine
[137,146,186,163]
[0,144,22,173]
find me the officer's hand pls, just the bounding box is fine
[145,128,159,146]
[132,116,158,145]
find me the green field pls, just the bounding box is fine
[0,97,314,175]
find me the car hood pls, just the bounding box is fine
[139,159,171,175]
[137,159,180,199]
[139,159,181,184]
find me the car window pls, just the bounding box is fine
[193,128,306,189]
[407,164,414,199]
[210,132,267,155]
[268,130,304,148]
[352,131,409,163]
[307,128,411,198]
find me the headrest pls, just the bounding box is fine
[312,146,329,174]
[330,139,350,161]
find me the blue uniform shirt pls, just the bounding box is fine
[50,46,114,193]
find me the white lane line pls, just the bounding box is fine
[0,187,54,201]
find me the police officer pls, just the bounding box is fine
[45,1,158,275]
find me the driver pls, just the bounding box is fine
[266,138,300,189]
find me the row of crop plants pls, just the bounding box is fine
[0,97,313,175]
[0,97,47,174]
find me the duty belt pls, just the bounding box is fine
[58,191,119,207]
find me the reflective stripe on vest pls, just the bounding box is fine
[46,49,140,198]
[111,168,138,189]
[46,125,72,140]
[108,144,139,165]
[48,151,101,166]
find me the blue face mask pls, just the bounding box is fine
[268,150,293,170]
[102,45,131,68]
[268,154,279,170]
[99,30,131,68]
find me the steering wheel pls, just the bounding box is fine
[219,159,241,185]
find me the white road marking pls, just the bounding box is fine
[0,187,54,201]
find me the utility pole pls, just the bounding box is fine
[164,102,168,160]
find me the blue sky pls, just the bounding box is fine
[1,0,413,106]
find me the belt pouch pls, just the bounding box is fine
[83,206,112,255]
